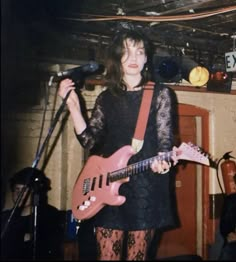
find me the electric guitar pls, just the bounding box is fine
[72,142,209,220]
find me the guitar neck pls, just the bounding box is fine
[109,151,173,182]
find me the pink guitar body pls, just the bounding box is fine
[72,142,209,221]
[72,145,135,220]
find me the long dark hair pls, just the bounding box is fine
[105,29,153,93]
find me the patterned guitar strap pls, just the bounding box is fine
[131,81,155,153]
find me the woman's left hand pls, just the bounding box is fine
[151,156,171,174]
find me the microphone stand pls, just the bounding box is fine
[1,75,72,260]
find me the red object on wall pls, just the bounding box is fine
[221,152,236,195]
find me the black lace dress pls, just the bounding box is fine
[76,83,178,231]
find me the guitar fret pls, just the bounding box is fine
[127,166,133,176]
[110,170,124,182]
[138,162,142,172]
[134,162,141,173]
[144,159,150,170]
[120,170,127,179]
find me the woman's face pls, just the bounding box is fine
[121,38,147,77]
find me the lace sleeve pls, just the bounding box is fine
[155,86,175,152]
[75,93,106,150]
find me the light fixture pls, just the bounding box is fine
[181,56,210,87]
[153,53,209,86]
[153,55,182,83]
[207,63,232,93]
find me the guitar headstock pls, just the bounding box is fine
[172,142,210,166]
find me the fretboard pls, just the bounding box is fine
[109,151,173,182]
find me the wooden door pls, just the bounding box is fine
[156,104,209,259]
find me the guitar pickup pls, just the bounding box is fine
[99,175,103,188]
[91,177,96,191]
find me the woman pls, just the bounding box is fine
[58,28,178,260]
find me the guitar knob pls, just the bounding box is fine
[90,196,96,201]
[84,200,91,206]
[79,205,86,211]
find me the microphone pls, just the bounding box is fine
[56,61,99,77]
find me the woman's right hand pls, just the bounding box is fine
[58,78,80,110]
[58,78,87,134]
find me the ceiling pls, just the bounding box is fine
[2,0,236,74]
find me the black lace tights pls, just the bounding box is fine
[95,227,155,260]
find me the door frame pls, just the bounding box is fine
[178,103,210,259]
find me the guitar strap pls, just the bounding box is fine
[131,81,155,153]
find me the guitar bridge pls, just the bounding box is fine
[83,178,91,195]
